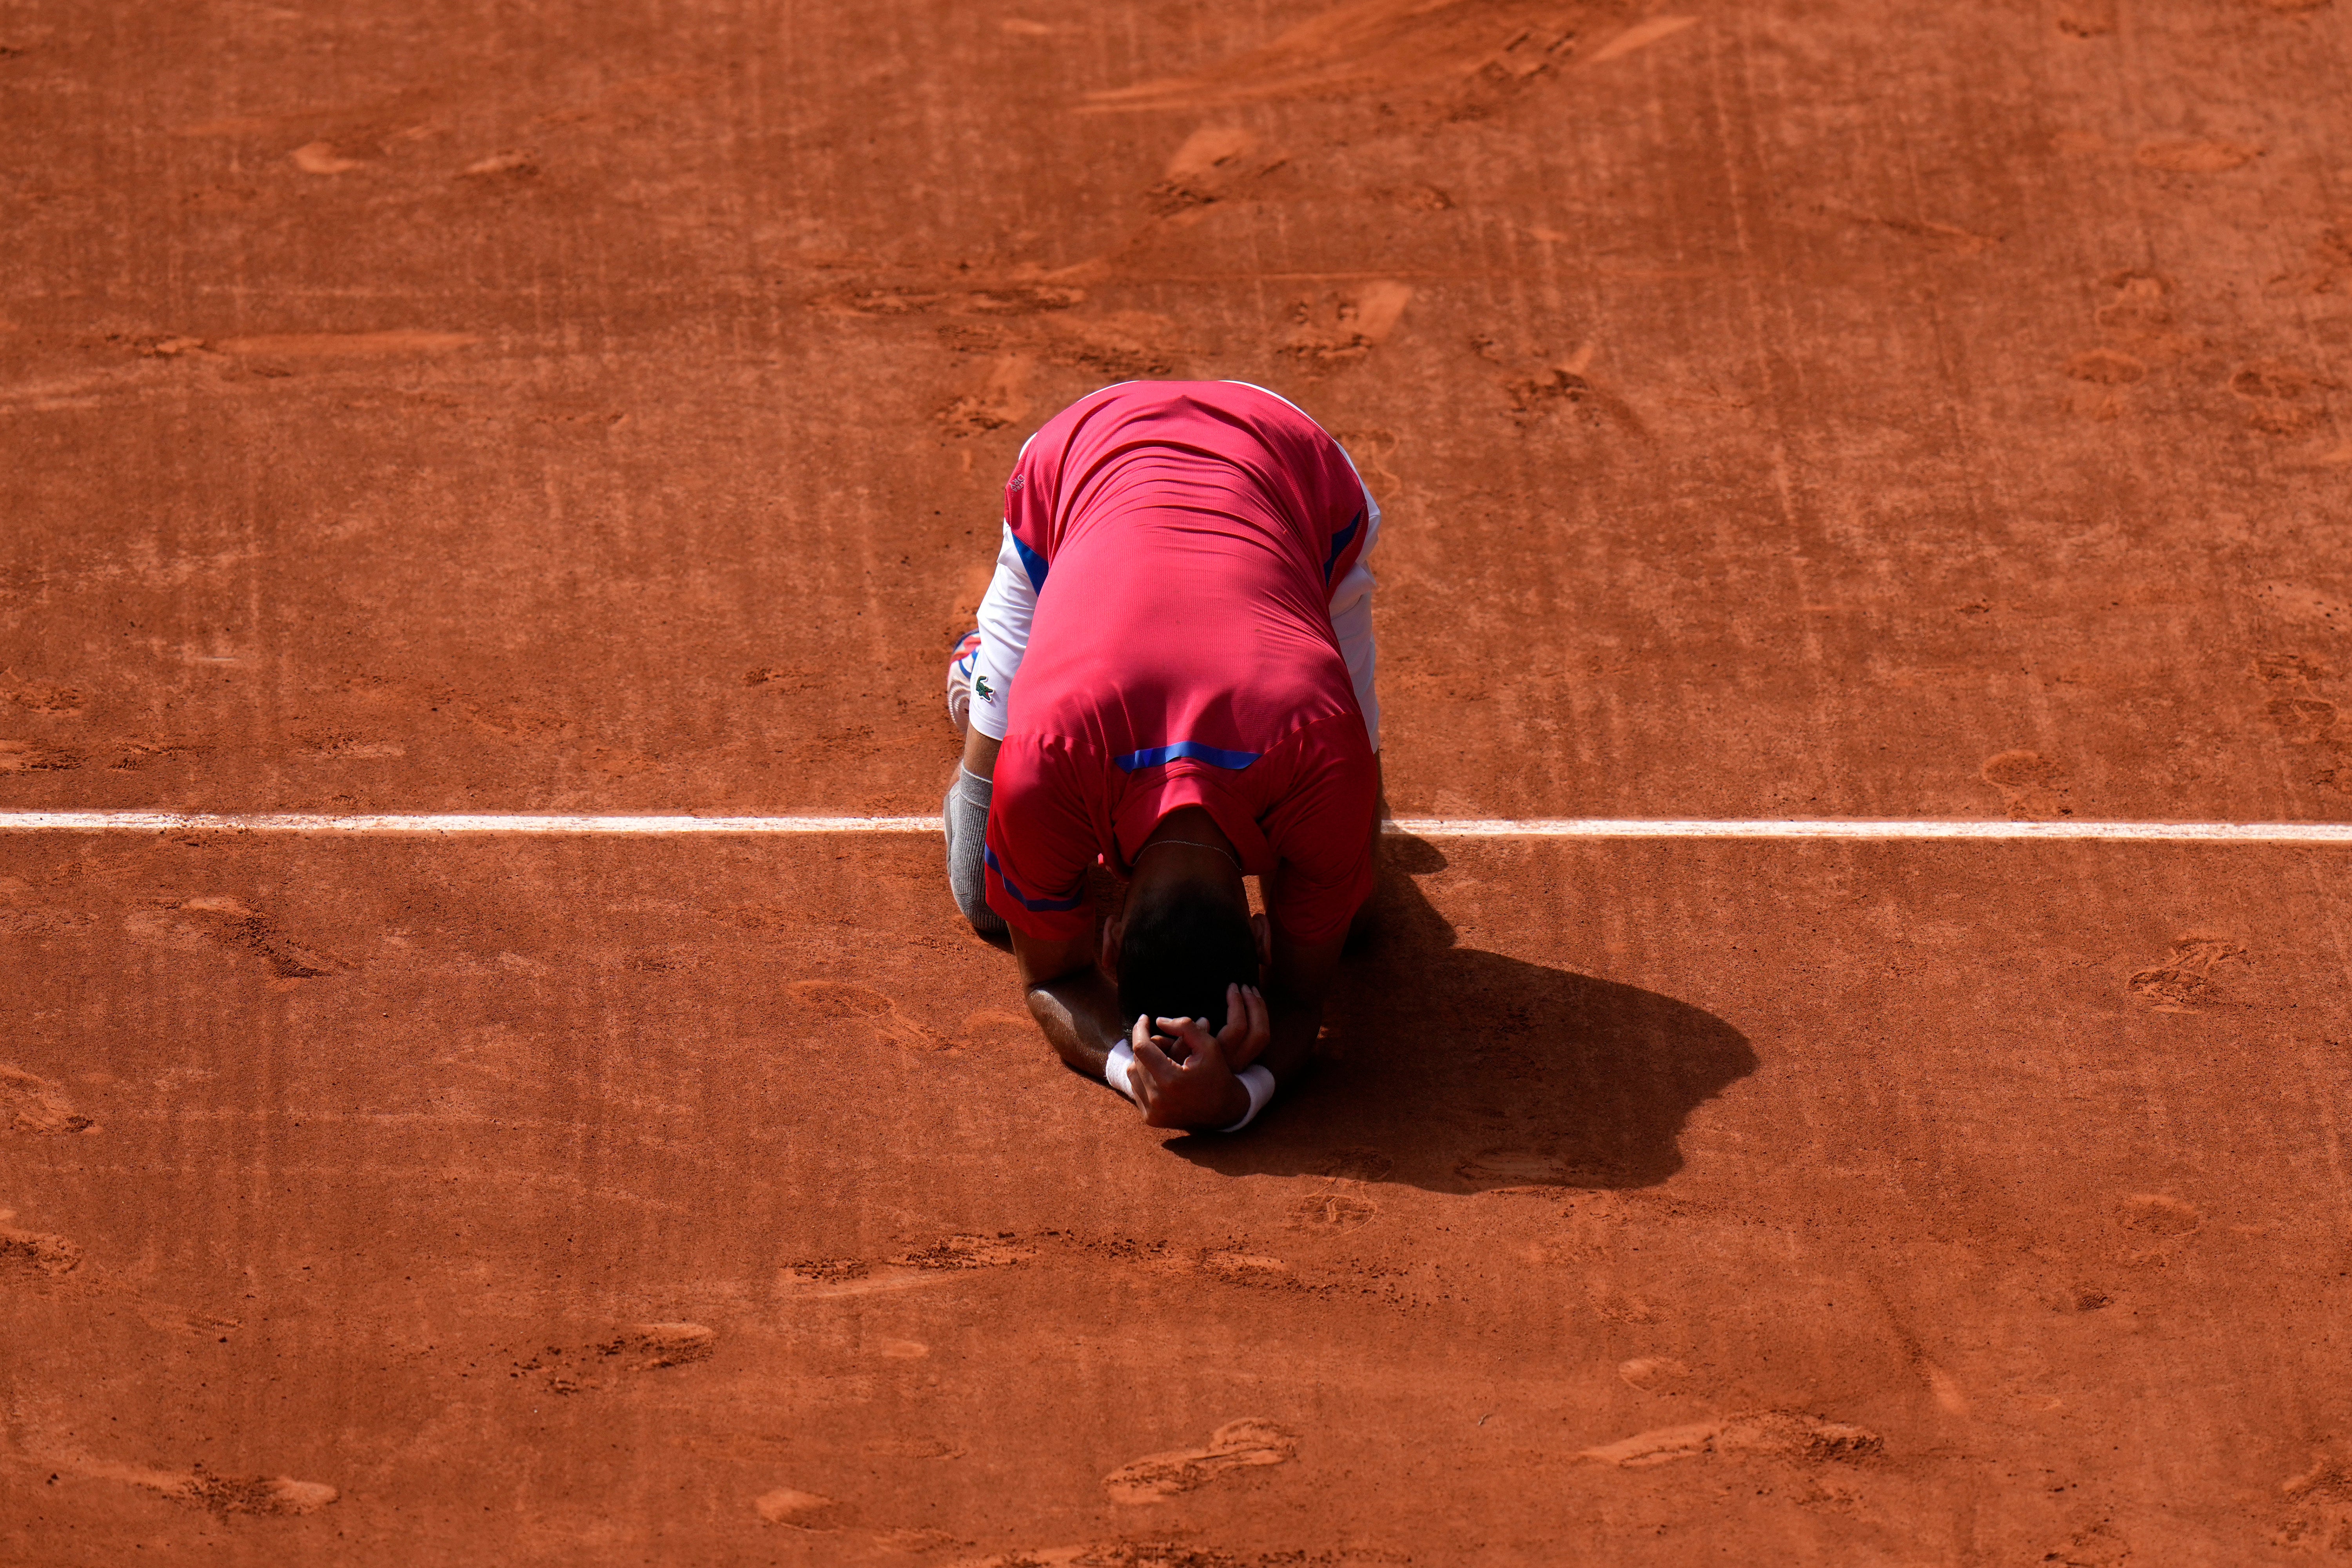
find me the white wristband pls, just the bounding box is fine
[1220,1065,1277,1133]
[1108,1040,1272,1130]
[1105,1038,1140,1103]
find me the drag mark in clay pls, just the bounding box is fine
[1103,1418,1301,1503]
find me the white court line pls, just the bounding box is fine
[1389,818,2352,843]
[0,813,944,835]
[0,812,2347,842]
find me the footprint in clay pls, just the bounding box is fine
[0,1220,82,1279]
[778,1235,1034,1299]
[515,1322,715,1392]
[752,1487,837,1527]
[2116,1192,2200,1238]
[2126,935,2246,1012]
[47,1453,336,1517]
[177,1466,340,1517]
[1617,1356,1693,1391]
[957,1009,1035,1052]
[1102,1417,1300,1504]
[1979,749,2072,820]
[1287,1190,1377,1229]
[2278,1454,2352,1553]
[787,980,953,1054]
[176,896,346,979]
[1577,1410,1881,1468]
[0,1065,96,1134]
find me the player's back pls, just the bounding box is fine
[1002,382,1368,760]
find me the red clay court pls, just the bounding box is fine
[4,2,2351,1563]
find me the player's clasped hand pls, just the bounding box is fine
[1128,984,1270,1129]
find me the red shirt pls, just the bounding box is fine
[983,381,1377,944]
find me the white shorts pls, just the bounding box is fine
[966,479,1383,752]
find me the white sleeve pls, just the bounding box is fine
[968,524,1036,742]
[1328,482,1381,754]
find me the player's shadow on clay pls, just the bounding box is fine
[1173,834,1757,1193]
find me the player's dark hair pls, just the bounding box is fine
[1117,883,1260,1036]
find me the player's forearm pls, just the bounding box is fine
[1023,970,1125,1078]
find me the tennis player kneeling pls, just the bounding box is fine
[941,380,1383,1134]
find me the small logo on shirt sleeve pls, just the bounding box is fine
[1007,473,1025,492]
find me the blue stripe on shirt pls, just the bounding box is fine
[1321,508,1363,583]
[982,843,1084,912]
[1011,531,1049,593]
[1115,741,1263,772]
